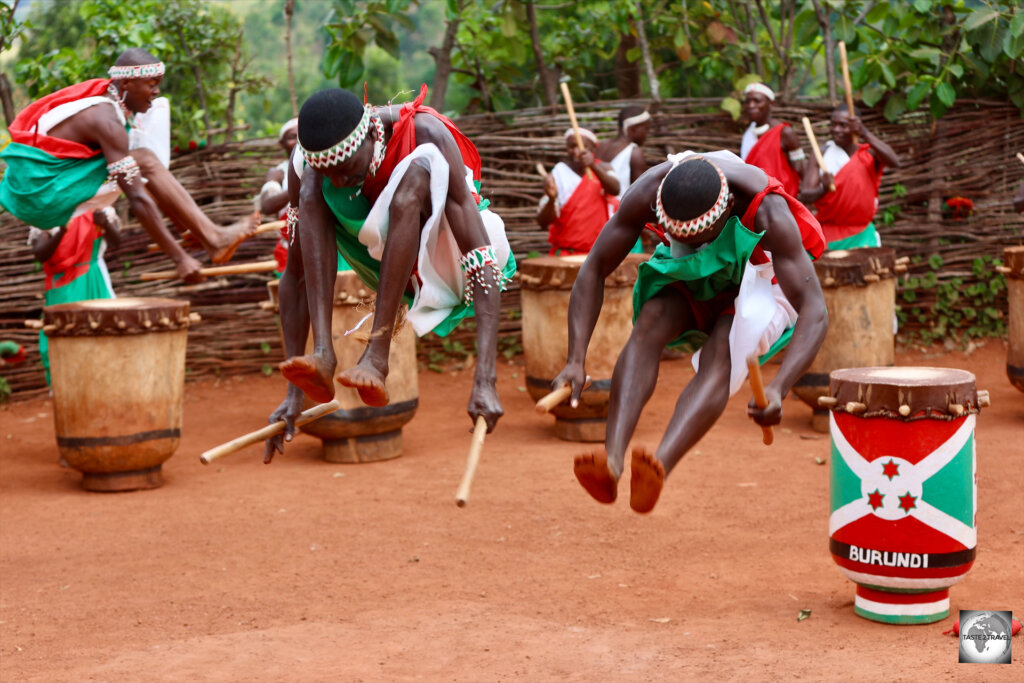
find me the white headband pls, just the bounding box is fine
[655,158,733,239]
[622,110,651,132]
[743,82,775,101]
[108,62,165,80]
[279,118,298,141]
[565,127,598,145]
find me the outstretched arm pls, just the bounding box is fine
[848,116,900,170]
[751,195,828,425]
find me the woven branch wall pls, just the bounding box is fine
[2,99,1022,400]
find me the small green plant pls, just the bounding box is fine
[260,341,271,354]
[0,376,11,403]
[498,334,522,360]
[261,364,274,377]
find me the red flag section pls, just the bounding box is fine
[8,79,112,159]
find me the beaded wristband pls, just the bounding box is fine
[286,205,298,246]
[459,246,509,305]
[106,155,141,186]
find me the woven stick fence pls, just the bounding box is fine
[1,99,1022,400]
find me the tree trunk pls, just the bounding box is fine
[429,12,461,111]
[223,32,244,143]
[633,2,660,101]
[527,1,558,108]
[615,32,641,99]
[176,28,213,144]
[0,72,15,128]
[810,0,837,103]
[743,2,765,78]
[284,0,297,117]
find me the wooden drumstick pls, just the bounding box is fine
[536,162,548,178]
[535,385,572,415]
[200,399,341,464]
[1016,152,1024,166]
[254,219,287,235]
[746,355,774,446]
[801,116,836,192]
[455,416,488,507]
[140,260,279,281]
[559,81,594,180]
[838,41,858,145]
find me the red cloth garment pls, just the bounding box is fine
[43,213,100,290]
[362,84,482,204]
[8,79,112,159]
[741,175,826,269]
[744,124,801,198]
[547,174,619,254]
[813,144,882,243]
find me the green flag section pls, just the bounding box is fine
[0,142,108,229]
[921,435,975,529]
[826,222,880,251]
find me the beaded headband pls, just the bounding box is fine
[108,62,165,80]
[743,82,775,101]
[299,104,385,176]
[622,110,651,132]
[655,158,732,239]
[564,127,598,145]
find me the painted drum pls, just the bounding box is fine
[297,271,419,463]
[821,366,989,625]
[793,247,896,432]
[44,298,191,491]
[520,253,646,441]
[1002,246,1024,393]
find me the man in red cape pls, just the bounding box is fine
[537,128,620,254]
[739,82,815,200]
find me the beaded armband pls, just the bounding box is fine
[459,246,509,305]
[286,205,299,245]
[788,148,806,162]
[106,155,141,186]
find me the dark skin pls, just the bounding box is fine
[743,92,817,200]
[800,109,901,204]
[1015,179,1024,213]
[537,137,620,229]
[267,106,504,461]
[595,119,650,188]
[44,76,256,283]
[554,156,828,512]
[259,127,298,217]
[31,209,121,263]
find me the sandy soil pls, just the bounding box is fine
[1,343,1021,682]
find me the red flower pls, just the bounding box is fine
[945,196,973,220]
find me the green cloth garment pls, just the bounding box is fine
[38,239,114,385]
[827,222,880,250]
[0,142,109,229]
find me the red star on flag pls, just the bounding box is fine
[898,492,917,513]
[867,489,884,510]
[881,459,900,480]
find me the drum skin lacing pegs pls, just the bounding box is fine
[88,314,101,330]
[948,403,965,416]
[977,390,991,407]
[158,317,171,327]
[115,316,127,329]
[863,274,880,283]
[845,401,868,414]
[188,313,202,324]
[817,396,838,407]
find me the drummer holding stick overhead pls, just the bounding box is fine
[552,150,827,513]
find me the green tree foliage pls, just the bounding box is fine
[12,0,267,145]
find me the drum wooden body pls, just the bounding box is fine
[45,298,191,491]
[822,367,985,624]
[298,271,419,463]
[793,247,896,432]
[1004,246,1024,392]
[520,254,645,441]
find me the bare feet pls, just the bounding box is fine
[338,359,389,407]
[573,450,619,504]
[629,447,665,514]
[280,354,336,404]
[208,211,259,264]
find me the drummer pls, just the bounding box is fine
[596,106,650,200]
[258,117,298,274]
[537,128,620,254]
[0,48,258,284]
[553,151,827,513]
[800,104,901,249]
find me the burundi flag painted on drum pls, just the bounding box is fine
[825,366,984,625]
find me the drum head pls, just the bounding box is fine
[815,247,895,288]
[44,297,191,336]
[827,366,979,420]
[518,252,647,290]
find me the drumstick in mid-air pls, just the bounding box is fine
[801,116,836,192]
[1017,152,1024,166]
[140,260,279,281]
[746,355,774,446]
[455,416,488,507]
[200,400,341,464]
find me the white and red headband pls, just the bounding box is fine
[743,82,775,101]
[108,62,165,80]
[655,158,733,239]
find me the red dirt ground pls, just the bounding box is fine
[1,343,1022,682]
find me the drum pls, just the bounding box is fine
[297,271,419,463]
[821,366,990,624]
[44,298,191,491]
[1002,246,1024,392]
[520,253,645,441]
[793,247,897,432]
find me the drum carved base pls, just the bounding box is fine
[80,465,163,492]
[553,417,606,443]
[322,430,403,463]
